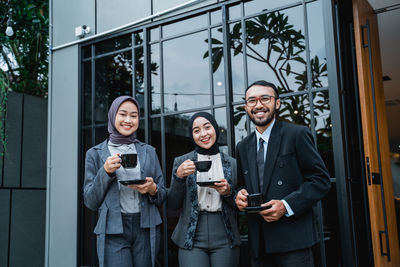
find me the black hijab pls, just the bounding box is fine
[107,96,140,144]
[188,112,220,155]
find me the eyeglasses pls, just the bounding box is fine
[245,95,277,107]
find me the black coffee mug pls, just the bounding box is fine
[193,160,212,172]
[247,193,263,207]
[119,153,138,168]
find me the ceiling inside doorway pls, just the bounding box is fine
[367,0,400,153]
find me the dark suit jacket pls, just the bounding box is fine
[236,120,331,257]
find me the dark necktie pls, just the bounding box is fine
[257,138,265,192]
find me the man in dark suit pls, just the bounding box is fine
[235,80,331,267]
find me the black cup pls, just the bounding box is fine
[193,160,212,172]
[119,153,137,168]
[247,193,263,207]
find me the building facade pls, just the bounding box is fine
[47,0,400,266]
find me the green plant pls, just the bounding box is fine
[0,0,49,97]
[204,11,329,134]
[0,71,8,156]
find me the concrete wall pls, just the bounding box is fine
[47,45,79,267]
[0,92,47,267]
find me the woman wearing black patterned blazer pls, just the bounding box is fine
[168,112,240,267]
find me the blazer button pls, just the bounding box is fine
[277,180,283,186]
[279,161,284,168]
[142,202,145,206]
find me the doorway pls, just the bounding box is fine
[352,0,400,266]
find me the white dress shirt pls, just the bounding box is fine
[196,153,224,212]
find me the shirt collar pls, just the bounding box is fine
[108,141,136,150]
[255,118,275,144]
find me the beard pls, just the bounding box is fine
[248,107,277,127]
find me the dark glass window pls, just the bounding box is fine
[215,107,228,153]
[94,51,132,124]
[82,61,92,126]
[313,91,335,177]
[95,34,131,55]
[150,44,161,114]
[83,45,92,59]
[279,94,311,126]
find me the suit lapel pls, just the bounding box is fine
[135,142,147,179]
[262,120,282,195]
[246,132,260,193]
[97,140,111,164]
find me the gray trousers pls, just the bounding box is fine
[179,211,239,267]
[103,213,159,267]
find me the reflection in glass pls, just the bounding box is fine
[229,22,245,102]
[210,27,225,105]
[83,61,92,126]
[164,112,198,185]
[95,52,132,124]
[228,4,242,21]
[279,94,310,126]
[244,0,298,16]
[313,91,334,177]
[211,10,222,25]
[95,34,131,55]
[245,7,307,93]
[95,126,108,144]
[307,1,328,88]
[163,31,210,112]
[134,47,145,116]
[151,44,161,114]
[322,183,340,267]
[162,14,207,37]
[150,117,162,164]
[137,118,145,142]
[134,31,143,46]
[233,104,248,145]
[214,108,228,154]
[150,27,160,42]
[82,129,93,155]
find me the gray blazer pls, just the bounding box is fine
[168,151,241,249]
[83,140,166,267]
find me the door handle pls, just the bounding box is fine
[379,230,389,257]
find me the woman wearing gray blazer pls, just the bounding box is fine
[84,96,166,267]
[168,112,240,267]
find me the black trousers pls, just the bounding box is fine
[250,247,314,267]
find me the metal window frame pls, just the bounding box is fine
[76,1,346,266]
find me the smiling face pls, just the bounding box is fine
[192,117,217,150]
[244,85,280,133]
[114,100,139,136]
